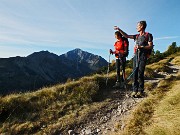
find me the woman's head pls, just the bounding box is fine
[115,31,122,39]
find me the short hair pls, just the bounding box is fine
[115,31,122,37]
[138,20,147,29]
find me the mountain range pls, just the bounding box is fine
[0,48,107,95]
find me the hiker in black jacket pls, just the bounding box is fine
[114,21,153,97]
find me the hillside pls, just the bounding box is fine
[117,55,180,135]
[0,49,180,134]
[0,48,107,95]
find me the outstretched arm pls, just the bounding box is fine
[114,26,134,39]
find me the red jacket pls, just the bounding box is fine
[114,38,128,58]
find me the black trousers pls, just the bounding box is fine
[133,53,147,92]
[116,57,126,83]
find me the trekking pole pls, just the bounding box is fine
[125,49,139,81]
[122,64,128,97]
[122,54,133,97]
[122,50,139,100]
[106,53,111,86]
[137,49,140,67]
[125,55,136,81]
[119,49,139,102]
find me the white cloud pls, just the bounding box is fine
[154,36,180,41]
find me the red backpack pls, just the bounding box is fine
[135,32,153,58]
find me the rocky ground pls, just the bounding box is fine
[67,61,180,135]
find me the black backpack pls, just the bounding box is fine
[122,37,129,57]
[136,32,153,58]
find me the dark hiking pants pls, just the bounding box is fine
[133,53,147,92]
[116,57,126,83]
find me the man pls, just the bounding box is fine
[110,31,128,88]
[114,21,153,97]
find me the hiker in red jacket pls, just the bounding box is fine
[114,21,153,97]
[110,31,128,88]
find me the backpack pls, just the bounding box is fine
[136,32,153,58]
[122,37,129,57]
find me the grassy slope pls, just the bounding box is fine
[0,71,119,134]
[0,53,179,134]
[144,55,180,135]
[144,80,180,135]
[120,74,180,135]
[119,54,180,135]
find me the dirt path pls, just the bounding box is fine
[76,93,143,135]
[68,62,180,135]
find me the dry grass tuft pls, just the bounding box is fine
[145,67,157,79]
[144,81,158,92]
[144,80,180,135]
[171,55,180,66]
[146,58,172,73]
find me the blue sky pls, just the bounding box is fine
[0,0,179,61]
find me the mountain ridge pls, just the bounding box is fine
[0,48,107,95]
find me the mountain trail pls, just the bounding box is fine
[68,62,180,135]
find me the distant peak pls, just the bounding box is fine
[27,50,58,58]
[71,48,83,53]
[65,48,85,55]
[74,48,82,51]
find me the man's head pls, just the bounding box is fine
[136,20,147,32]
[115,31,122,39]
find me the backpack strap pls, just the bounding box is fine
[122,37,125,50]
[144,32,149,42]
[136,32,149,42]
[136,34,139,40]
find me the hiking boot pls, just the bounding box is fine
[131,92,137,98]
[113,82,124,89]
[121,82,125,89]
[134,92,144,98]
[113,82,120,88]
